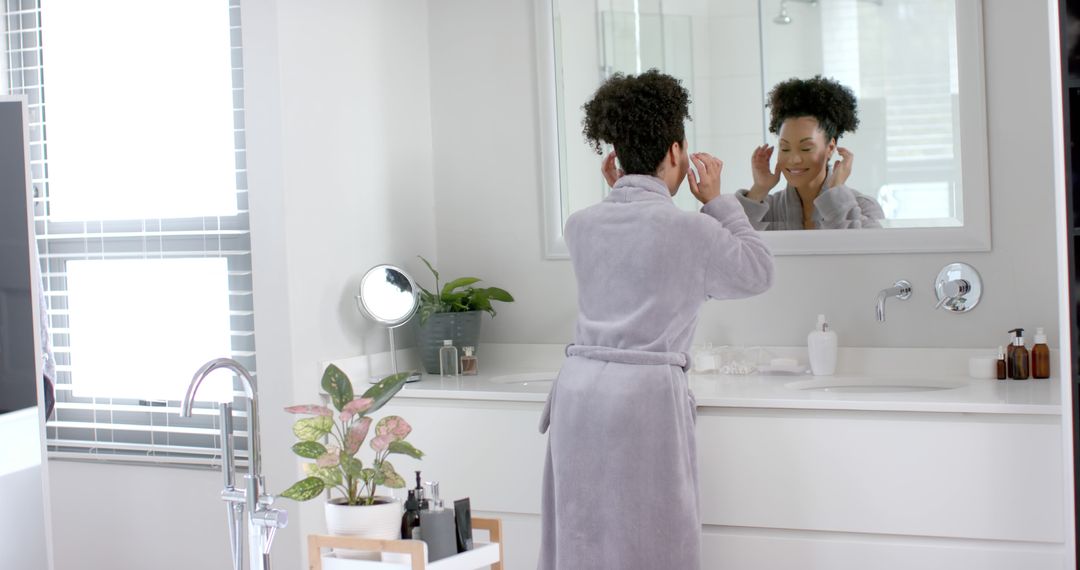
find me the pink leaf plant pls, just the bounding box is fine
[279,367,424,506]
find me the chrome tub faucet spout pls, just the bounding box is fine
[875,280,912,322]
[182,358,288,570]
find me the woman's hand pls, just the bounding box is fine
[829,147,854,188]
[688,152,723,204]
[601,151,624,188]
[747,144,781,201]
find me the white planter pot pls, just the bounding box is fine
[324,497,403,560]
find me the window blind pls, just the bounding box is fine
[3,0,256,469]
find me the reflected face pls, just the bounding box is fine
[777,116,836,189]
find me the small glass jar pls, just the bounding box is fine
[438,340,459,377]
[460,346,478,375]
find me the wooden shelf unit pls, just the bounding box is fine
[308,516,503,570]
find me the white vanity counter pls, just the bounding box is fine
[357,344,1068,569]
[333,343,1061,415]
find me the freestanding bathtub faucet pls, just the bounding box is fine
[182,358,288,570]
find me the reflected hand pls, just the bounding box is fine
[748,144,781,201]
[601,151,624,188]
[829,147,854,188]
[688,152,723,204]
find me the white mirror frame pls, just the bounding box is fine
[536,0,990,258]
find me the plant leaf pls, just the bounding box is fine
[484,287,514,302]
[375,416,412,441]
[316,450,340,469]
[292,441,327,459]
[293,416,334,442]
[418,255,439,282]
[304,463,343,487]
[418,303,435,325]
[340,455,364,479]
[344,416,373,455]
[321,364,354,412]
[441,277,481,298]
[360,372,410,414]
[387,440,424,459]
[339,397,375,422]
[284,404,333,416]
[441,291,468,303]
[359,468,376,484]
[280,476,325,502]
[370,434,391,452]
[379,460,406,489]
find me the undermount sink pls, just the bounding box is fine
[785,377,967,394]
[488,372,557,384]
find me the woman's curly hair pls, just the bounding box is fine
[767,75,859,142]
[581,69,691,175]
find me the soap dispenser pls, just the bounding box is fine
[419,481,458,562]
[808,314,837,376]
[401,471,426,539]
[1010,330,1030,380]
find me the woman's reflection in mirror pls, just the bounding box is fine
[736,75,884,230]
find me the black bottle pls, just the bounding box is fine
[400,471,426,539]
[401,489,421,539]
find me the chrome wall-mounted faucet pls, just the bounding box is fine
[182,358,288,570]
[875,280,912,322]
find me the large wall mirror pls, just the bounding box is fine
[536,0,989,256]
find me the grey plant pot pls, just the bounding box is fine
[416,311,482,374]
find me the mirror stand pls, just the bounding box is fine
[356,264,423,383]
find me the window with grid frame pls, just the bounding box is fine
[2,0,257,468]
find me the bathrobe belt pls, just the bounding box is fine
[565,344,692,373]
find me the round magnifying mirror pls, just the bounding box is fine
[356,265,419,328]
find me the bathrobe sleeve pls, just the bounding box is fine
[734,189,781,231]
[699,195,774,300]
[814,185,884,229]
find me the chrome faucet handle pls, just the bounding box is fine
[933,263,982,313]
[933,278,970,310]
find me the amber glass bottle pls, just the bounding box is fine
[1031,328,1051,379]
[1010,336,1030,380]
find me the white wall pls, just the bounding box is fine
[47,1,438,568]
[430,0,1061,351]
[1,409,50,570]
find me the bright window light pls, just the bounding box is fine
[40,0,238,221]
[66,258,233,402]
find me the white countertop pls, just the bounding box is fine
[326,344,1062,415]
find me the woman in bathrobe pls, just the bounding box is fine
[538,70,774,570]
[736,75,885,230]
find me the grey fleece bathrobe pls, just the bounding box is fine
[735,183,884,230]
[538,175,774,570]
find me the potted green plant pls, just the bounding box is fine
[280,365,423,555]
[415,255,514,374]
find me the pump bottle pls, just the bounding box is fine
[808,314,837,376]
[1010,330,1030,380]
[1006,328,1024,379]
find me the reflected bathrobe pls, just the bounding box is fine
[538,174,774,570]
[734,184,884,230]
